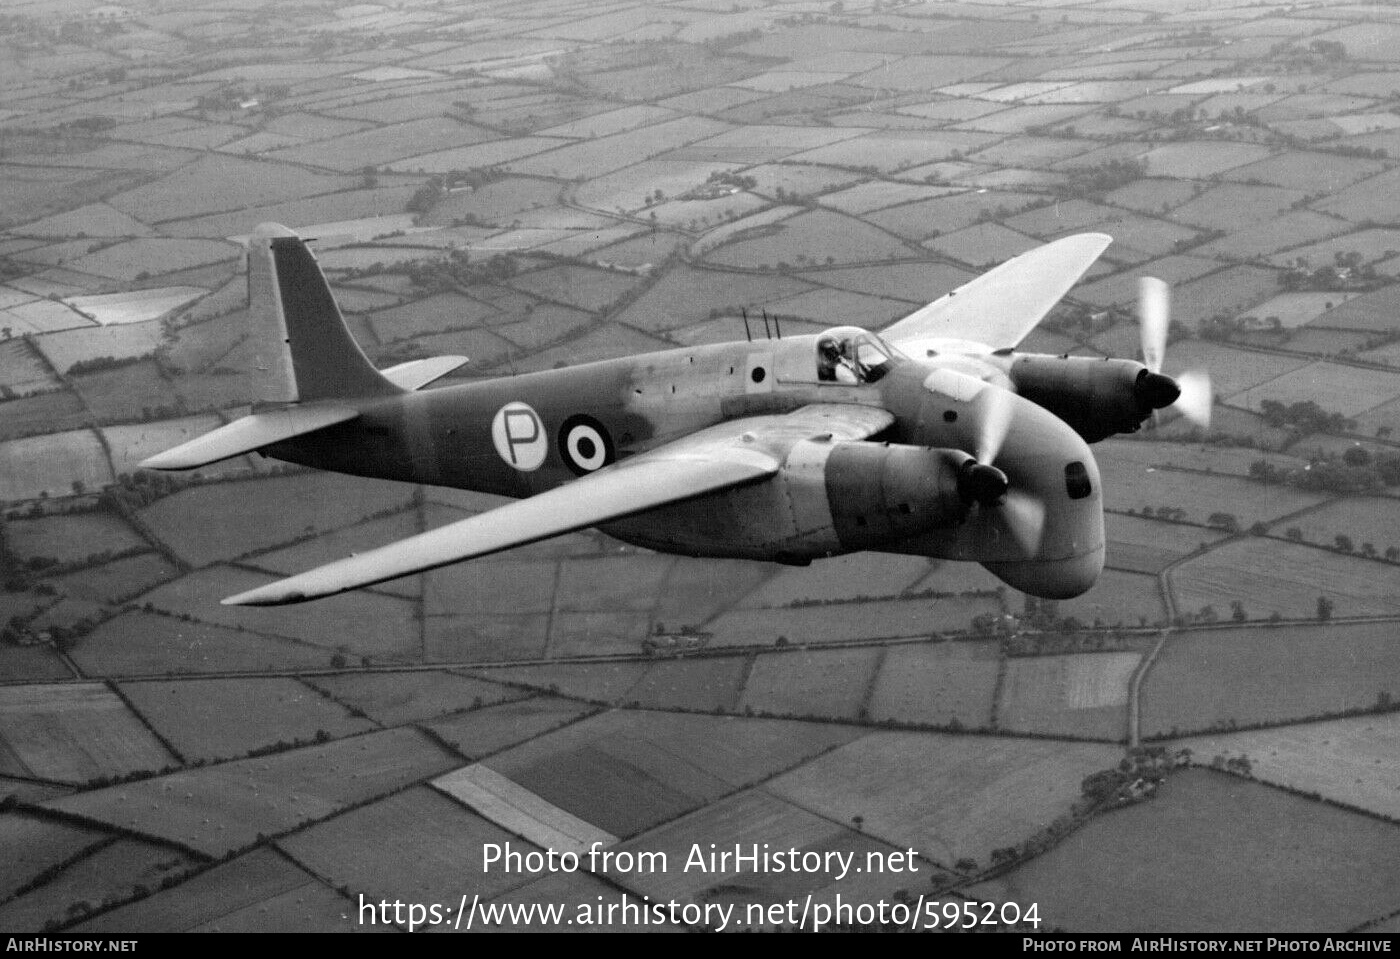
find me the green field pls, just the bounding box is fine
[866,641,1000,729]
[4,512,144,565]
[0,838,196,933]
[75,847,364,934]
[484,709,862,839]
[119,677,377,763]
[305,671,528,726]
[0,683,175,784]
[138,473,415,567]
[43,727,459,857]
[1179,714,1400,821]
[996,652,1139,740]
[1170,539,1400,620]
[767,732,1121,869]
[70,611,334,677]
[970,770,1400,932]
[279,786,536,908]
[1141,623,1400,737]
[423,696,597,761]
[738,647,882,721]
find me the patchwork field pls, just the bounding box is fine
[866,641,999,729]
[43,727,459,857]
[1141,623,1400,737]
[1170,539,1400,620]
[1179,714,1400,821]
[138,473,416,567]
[483,709,862,839]
[996,652,1139,741]
[767,732,1121,869]
[0,683,175,784]
[305,670,529,726]
[118,678,377,763]
[75,847,364,934]
[970,770,1400,933]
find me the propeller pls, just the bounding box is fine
[1136,277,1212,430]
[957,384,1047,557]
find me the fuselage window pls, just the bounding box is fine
[1065,461,1092,500]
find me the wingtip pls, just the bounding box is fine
[222,585,307,606]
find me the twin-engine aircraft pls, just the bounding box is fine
[141,224,1209,606]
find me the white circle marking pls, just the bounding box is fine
[565,423,608,472]
[491,401,546,471]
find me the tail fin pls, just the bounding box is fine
[248,223,402,402]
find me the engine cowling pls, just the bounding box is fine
[1005,355,1164,442]
[819,441,974,551]
[599,439,976,561]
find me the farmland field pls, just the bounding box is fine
[996,652,1139,740]
[1103,512,1225,575]
[46,553,177,604]
[1095,460,1323,527]
[766,732,1121,868]
[866,641,999,729]
[1180,714,1400,821]
[0,683,175,784]
[465,661,654,704]
[305,671,529,726]
[1286,497,1400,554]
[622,657,749,713]
[738,646,882,721]
[118,678,377,762]
[608,787,935,911]
[70,611,334,677]
[0,838,197,933]
[0,430,113,502]
[970,770,1400,932]
[705,595,1000,647]
[423,696,597,761]
[279,786,537,906]
[703,209,916,269]
[75,847,363,934]
[4,512,143,565]
[483,709,862,839]
[0,813,111,902]
[1141,623,1400,737]
[1170,539,1400,620]
[138,473,415,567]
[43,727,459,856]
[137,566,420,659]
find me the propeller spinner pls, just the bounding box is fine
[1136,277,1212,429]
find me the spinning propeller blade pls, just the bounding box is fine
[960,384,1046,557]
[1136,276,1212,431]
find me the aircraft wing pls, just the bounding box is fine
[882,232,1112,353]
[222,403,893,606]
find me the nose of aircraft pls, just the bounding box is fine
[982,542,1105,599]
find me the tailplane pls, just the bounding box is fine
[140,225,467,471]
[248,223,402,402]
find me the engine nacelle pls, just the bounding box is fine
[1005,355,1157,443]
[819,441,973,551]
[599,439,975,561]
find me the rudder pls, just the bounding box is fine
[247,223,402,402]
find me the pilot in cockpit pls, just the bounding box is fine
[817,335,860,384]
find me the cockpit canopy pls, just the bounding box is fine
[814,326,901,385]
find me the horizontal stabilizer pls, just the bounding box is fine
[138,404,360,471]
[380,355,469,391]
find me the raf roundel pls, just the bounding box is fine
[491,401,547,471]
[559,414,615,475]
